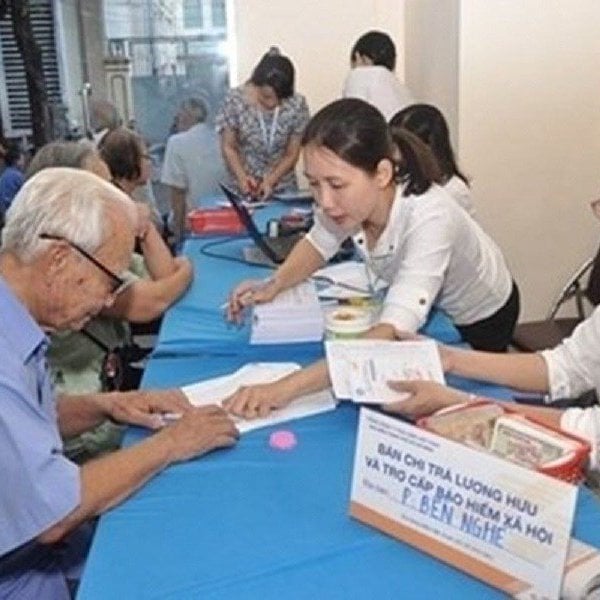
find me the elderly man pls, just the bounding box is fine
[0,168,238,598]
[161,97,226,242]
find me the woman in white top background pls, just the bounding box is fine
[342,31,414,122]
[224,98,520,419]
[390,103,476,218]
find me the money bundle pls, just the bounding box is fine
[489,415,579,469]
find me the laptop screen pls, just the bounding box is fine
[218,183,281,263]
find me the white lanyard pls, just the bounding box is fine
[257,106,279,152]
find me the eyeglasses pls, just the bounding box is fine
[39,233,127,295]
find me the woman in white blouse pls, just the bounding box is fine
[383,307,600,470]
[390,103,475,218]
[224,98,519,419]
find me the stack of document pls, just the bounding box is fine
[180,362,336,433]
[250,280,324,344]
[325,339,445,403]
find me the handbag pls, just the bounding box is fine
[80,328,151,392]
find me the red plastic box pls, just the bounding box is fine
[187,207,246,235]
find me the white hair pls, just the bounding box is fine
[1,167,136,261]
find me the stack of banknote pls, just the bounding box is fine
[489,415,578,468]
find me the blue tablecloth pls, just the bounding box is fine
[77,198,600,599]
[78,354,600,599]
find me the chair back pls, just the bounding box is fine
[584,243,600,306]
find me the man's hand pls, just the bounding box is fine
[106,389,193,430]
[159,405,239,462]
[383,380,470,419]
[222,380,293,420]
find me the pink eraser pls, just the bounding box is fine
[269,430,297,450]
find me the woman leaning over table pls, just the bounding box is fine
[382,305,600,471]
[223,98,520,420]
[216,47,310,199]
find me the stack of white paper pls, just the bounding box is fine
[180,362,337,433]
[250,281,324,344]
[325,339,445,403]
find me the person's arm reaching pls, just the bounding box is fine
[444,346,550,393]
[105,256,193,323]
[259,135,302,199]
[220,128,257,195]
[383,380,564,435]
[227,237,325,322]
[138,220,178,278]
[223,322,397,418]
[40,405,238,544]
[56,388,192,437]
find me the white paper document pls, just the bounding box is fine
[250,281,324,344]
[325,339,445,403]
[181,362,336,433]
[313,261,388,299]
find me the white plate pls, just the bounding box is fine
[273,190,314,202]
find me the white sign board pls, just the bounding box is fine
[350,408,578,599]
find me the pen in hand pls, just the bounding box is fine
[222,277,276,312]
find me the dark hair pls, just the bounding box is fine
[302,98,395,174]
[302,98,441,197]
[389,126,443,196]
[250,49,295,100]
[390,104,468,185]
[98,127,144,182]
[351,31,396,71]
[4,142,23,167]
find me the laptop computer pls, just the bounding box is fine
[219,183,304,266]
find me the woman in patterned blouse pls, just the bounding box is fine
[216,48,310,199]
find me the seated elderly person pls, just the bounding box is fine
[385,308,600,471]
[27,141,194,462]
[0,168,238,599]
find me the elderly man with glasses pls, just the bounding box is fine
[0,168,238,599]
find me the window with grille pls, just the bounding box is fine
[211,0,226,27]
[0,0,61,137]
[183,0,203,29]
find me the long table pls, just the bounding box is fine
[77,201,600,599]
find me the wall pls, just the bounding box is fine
[230,0,405,115]
[404,0,460,144]
[459,0,600,319]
